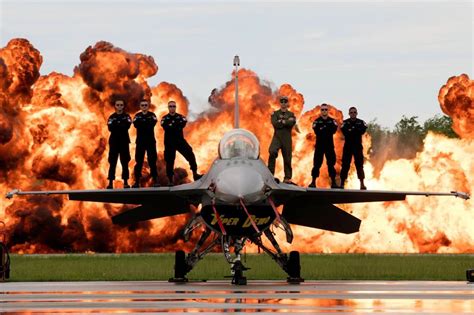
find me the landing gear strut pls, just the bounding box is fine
[222,236,249,285]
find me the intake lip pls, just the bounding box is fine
[214,166,265,204]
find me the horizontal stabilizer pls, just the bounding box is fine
[282,196,361,234]
[112,201,189,225]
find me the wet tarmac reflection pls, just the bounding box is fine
[1,281,473,313]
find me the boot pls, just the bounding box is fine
[106,180,114,189]
[360,179,367,190]
[152,177,160,187]
[330,177,338,189]
[193,172,203,181]
[308,177,316,188]
[339,178,346,189]
[132,178,140,188]
[123,180,130,189]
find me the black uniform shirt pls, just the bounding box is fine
[133,111,157,144]
[312,116,338,147]
[161,113,187,145]
[341,118,367,146]
[107,112,132,144]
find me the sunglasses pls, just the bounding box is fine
[168,105,176,108]
[321,108,328,111]
[349,111,357,114]
[280,99,288,104]
[140,104,148,107]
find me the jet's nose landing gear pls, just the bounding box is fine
[286,251,304,284]
[231,260,249,285]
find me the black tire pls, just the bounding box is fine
[231,261,247,285]
[174,250,187,279]
[287,251,301,278]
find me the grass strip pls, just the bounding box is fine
[7,253,473,282]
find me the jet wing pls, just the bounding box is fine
[6,181,207,205]
[6,182,209,225]
[270,184,469,206]
[270,184,469,234]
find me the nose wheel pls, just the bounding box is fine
[231,260,249,285]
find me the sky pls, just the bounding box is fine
[0,0,472,128]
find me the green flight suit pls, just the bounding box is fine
[268,109,296,180]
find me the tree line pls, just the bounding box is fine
[366,115,457,175]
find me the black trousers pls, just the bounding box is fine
[340,145,365,180]
[134,143,158,180]
[164,141,197,179]
[311,145,336,178]
[107,143,130,180]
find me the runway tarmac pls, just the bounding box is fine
[1,280,473,314]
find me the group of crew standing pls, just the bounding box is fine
[107,95,367,190]
[106,98,201,189]
[268,96,368,190]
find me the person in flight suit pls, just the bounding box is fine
[106,98,132,189]
[340,106,368,190]
[309,103,338,188]
[161,100,202,186]
[132,99,159,188]
[268,95,297,184]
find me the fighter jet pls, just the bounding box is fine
[6,127,470,284]
[5,57,470,285]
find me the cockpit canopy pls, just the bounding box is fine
[218,129,260,160]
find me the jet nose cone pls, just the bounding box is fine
[215,166,265,203]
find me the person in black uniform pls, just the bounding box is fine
[340,106,367,190]
[161,100,202,185]
[132,99,159,188]
[309,103,338,188]
[106,99,132,189]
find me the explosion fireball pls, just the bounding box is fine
[0,39,472,254]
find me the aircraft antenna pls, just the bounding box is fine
[233,55,240,129]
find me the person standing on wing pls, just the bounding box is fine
[340,106,368,190]
[161,100,202,186]
[106,98,132,189]
[268,95,296,184]
[309,103,338,188]
[132,99,159,188]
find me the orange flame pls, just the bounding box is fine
[0,39,472,254]
[438,73,474,138]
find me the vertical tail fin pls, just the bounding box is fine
[233,55,240,129]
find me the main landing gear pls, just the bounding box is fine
[170,250,188,282]
[169,216,221,283]
[169,215,304,285]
